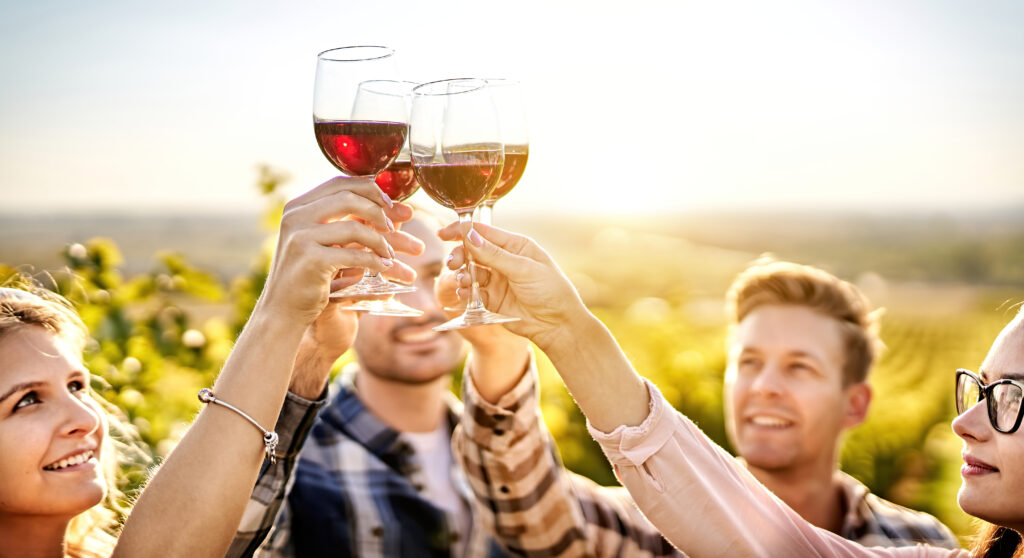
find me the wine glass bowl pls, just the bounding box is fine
[478,78,529,225]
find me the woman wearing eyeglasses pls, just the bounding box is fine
[440,221,1023,557]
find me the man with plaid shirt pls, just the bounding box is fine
[226,216,518,557]
[449,256,960,555]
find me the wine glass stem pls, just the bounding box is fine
[477,203,494,226]
[458,210,486,312]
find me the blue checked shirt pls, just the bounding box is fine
[228,369,509,558]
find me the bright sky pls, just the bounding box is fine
[1,0,1022,215]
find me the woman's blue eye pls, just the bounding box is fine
[14,392,40,410]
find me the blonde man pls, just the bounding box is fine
[452,254,960,555]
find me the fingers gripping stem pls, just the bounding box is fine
[459,211,486,312]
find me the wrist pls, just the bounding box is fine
[468,347,531,405]
[466,331,531,404]
[254,286,320,331]
[244,300,309,347]
[290,347,338,400]
[535,305,602,363]
[469,331,530,361]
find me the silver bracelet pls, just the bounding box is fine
[197,388,279,464]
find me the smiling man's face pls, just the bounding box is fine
[351,218,465,385]
[724,304,857,474]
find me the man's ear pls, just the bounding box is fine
[842,382,872,429]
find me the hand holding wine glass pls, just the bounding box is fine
[410,78,518,331]
[437,221,590,352]
[312,47,421,316]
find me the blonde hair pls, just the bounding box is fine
[725,258,883,386]
[0,285,137,556]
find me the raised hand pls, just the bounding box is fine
[435,249,531,403]
[268,177,425,397]
[439,221,651,430]
[260,176,424,327]
[437,222,587,354]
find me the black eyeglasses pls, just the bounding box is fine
[955,369,1024,434]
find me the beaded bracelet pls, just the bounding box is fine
[197,388,279,464]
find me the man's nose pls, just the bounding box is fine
[750,363,786,397]
[398,280,441,313]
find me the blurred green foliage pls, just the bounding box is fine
[2,168,1020,544]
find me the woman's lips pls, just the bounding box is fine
[961,454,999,477]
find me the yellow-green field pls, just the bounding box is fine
[2,181,1021,545]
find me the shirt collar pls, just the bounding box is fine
[835,470,871,532]
[318,366,462,466]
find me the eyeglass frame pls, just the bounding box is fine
[955,368,1024,434]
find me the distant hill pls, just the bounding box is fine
[0,213,266,279]
[2,207,1023,289]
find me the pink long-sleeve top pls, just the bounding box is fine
[586,380,969,558]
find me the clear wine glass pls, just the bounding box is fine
[476,79,528,225]
[345,80,425,315]
[312,47,420,316]
[410,78,519,331]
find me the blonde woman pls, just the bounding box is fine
[0,176,421,558]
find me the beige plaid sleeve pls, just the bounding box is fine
[454,355,683,557]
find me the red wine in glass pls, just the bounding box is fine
[314,120,407,177]
[414,161,502,211]
[486,145,528,203]
[375,159,420,202]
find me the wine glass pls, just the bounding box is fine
[410,78,519,331]
[312,47,420,316]
[476,79,528,225]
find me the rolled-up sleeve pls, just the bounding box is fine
[225,390,326,558]
[455,356,682,557]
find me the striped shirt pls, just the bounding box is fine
[453,365,961,557]
[228,369,509,558]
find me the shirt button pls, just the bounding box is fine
[371,526,384,537]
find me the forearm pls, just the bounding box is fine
[456,363,590,556]
[538,310,650,433]
[224,391,325,558]
[458,364,678,557]
[114,299,307,558]
[465,332,531,404]
[288,346,334,400]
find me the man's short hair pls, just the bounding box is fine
[725,257,882,386]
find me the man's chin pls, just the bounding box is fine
[364,363,452,386]
[739,448,799,472]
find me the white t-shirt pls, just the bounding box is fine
[403,425,471,543]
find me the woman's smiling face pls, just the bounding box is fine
[0,326,106,520]
[953,313,1024,532]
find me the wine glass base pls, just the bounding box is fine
[346,298,424,317]
[432,308,519,331]
[329,281,416,299]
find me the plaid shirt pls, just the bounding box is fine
[453,364,961,557]
[228,369,510,558]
